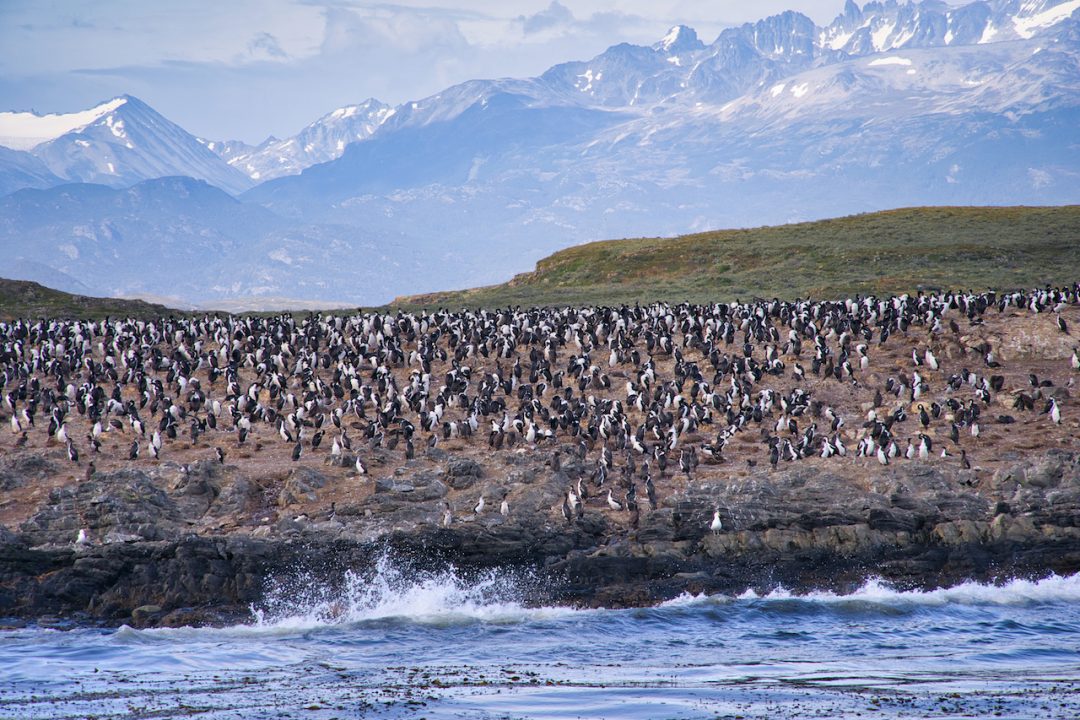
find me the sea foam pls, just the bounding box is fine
[661,573,1080,610]
[248,552,581,631]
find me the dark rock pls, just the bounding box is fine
[446,459,482,489]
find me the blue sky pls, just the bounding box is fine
[1,1,896,143]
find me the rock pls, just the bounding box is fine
[0,453,61,491]
[446,459,483,489]
[278,466,328,507]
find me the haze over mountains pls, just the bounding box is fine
[1,0,1079,308]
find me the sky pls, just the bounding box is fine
[1,1,887,144]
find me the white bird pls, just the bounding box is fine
[924,349,939,371]
[474,495,485,514]
[75,529,91,547]
[1050,398,1061,424]
[500,499,509,516]
[606,490,623,511]
[710,510,723,535]
[355,456,367,475]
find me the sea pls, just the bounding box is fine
[3,557,1080,719]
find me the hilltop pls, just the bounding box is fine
[0,278,182,322]
[394,206,1080,309]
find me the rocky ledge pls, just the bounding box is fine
[2,446,1079,628]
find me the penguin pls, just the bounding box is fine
[215,447,226,464]
[129,440,140,460]
[474,495,485,514]
[355,456,367,476]
[291,441,302,461]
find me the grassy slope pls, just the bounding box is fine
[0,279,180,321]
[393,206,1080,309]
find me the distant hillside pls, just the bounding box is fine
[393,206,1080,309]
[0,278,180,321]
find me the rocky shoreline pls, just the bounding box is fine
[3,290,1079,628]
[3,446,1079,628]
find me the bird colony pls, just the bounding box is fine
[2,286,1078,532]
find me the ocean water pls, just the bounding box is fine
[3,559,1080,719]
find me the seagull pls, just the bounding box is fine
[710,509,723,535]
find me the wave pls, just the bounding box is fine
[661,573,1080,610]
[247,552,583,631]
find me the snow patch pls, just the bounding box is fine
[269,249,293,265]
[0,97,127,150]
[105,115,126,139]
[790,83,810,99]
[872,22,896,51]
[577,69,602,93]
[868,56,913,67]
[820,28,855,51]
[1013,0,1080,39]
[770,83,787,98]
[58,243,78,260]
[106,162,116,174]
[659,25,687,52]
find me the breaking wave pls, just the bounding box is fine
[248,552,579,630]
[661,573,1080,610]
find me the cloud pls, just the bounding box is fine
[247,32,288,60]
[520,1,573,35]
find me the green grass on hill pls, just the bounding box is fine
[0,279,181,322]
[392,206,1080,310]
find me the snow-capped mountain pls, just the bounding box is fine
[204,99,395,182]
[244,0,1080,294]
[1,0,1078,306]
[0,96,253,195]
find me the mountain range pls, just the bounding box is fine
[1,0,1079,308]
